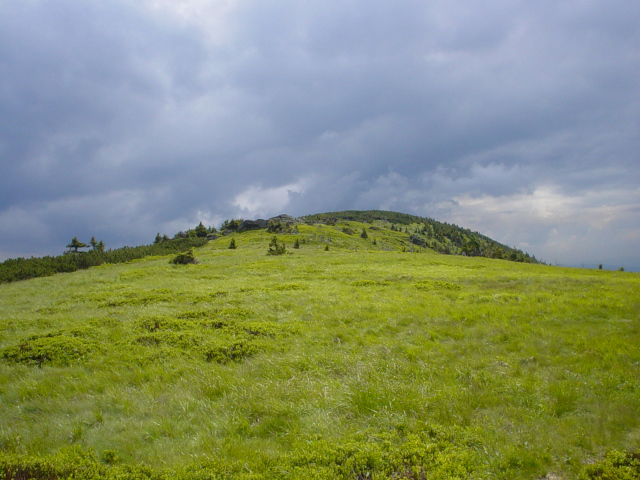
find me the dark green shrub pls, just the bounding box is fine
[195,222,208,238]
[267,236,286,255]
[171,249,197,265]
[228,238,237,249]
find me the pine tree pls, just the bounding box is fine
[66,237,87,253]
[229,238,237,249]
[267,236,286,255]
[360,228,368,239]
[195,222,208,238]
[293,238,300,249]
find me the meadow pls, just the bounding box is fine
[0,221,639,479]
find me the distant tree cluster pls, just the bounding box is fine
[221,219,243,233]
[66,236,105,253]
[170,222,218,240]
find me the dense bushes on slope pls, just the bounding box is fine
[0,237,207,284]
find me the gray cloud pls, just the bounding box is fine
[1,0,639,270]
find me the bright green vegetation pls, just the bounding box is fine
[0,219,638,479]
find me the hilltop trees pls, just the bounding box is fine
[221,219,243,232]
[66,237,88,253]
[195,222,208,238]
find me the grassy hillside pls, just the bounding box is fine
[0,220,638,479]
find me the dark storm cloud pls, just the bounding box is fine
[0,0,639,270]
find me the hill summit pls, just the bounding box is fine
[0,210,538,284]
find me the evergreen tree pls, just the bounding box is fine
[360,228,368,239]
[66,237,87,253]
[293,238,300,249]
[89,236,99,250]
[154,233,163,244]
[195,222,208,238]
[229,238,237,249]
[267,236,286,255]
[221,219,243,232]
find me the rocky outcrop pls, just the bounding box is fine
[238,219,268,232]
[267,214,296,225]
[235,215,298,233]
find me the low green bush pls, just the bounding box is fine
[170,249,197,265]
[580,450,640,480]
[2,334,98,366]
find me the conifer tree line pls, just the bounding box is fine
[0,236,207,284]
[0,219,231,284]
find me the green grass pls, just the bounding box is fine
[0,221,639,479]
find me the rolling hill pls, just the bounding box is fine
[0,212,638,479]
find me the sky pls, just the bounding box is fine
[1,1,639,271]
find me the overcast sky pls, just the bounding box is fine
[1,1,639,271]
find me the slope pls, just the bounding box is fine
[0,221,638,479]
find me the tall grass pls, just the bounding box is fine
[0,222,638,479]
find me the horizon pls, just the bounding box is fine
[1,209,637,273]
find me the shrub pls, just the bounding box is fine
[229,238,237,249]
[267,236,286,255]
[171,249,197,265]
[203,338,265,363]
[2,335,98,366]
[580,449,640,479]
